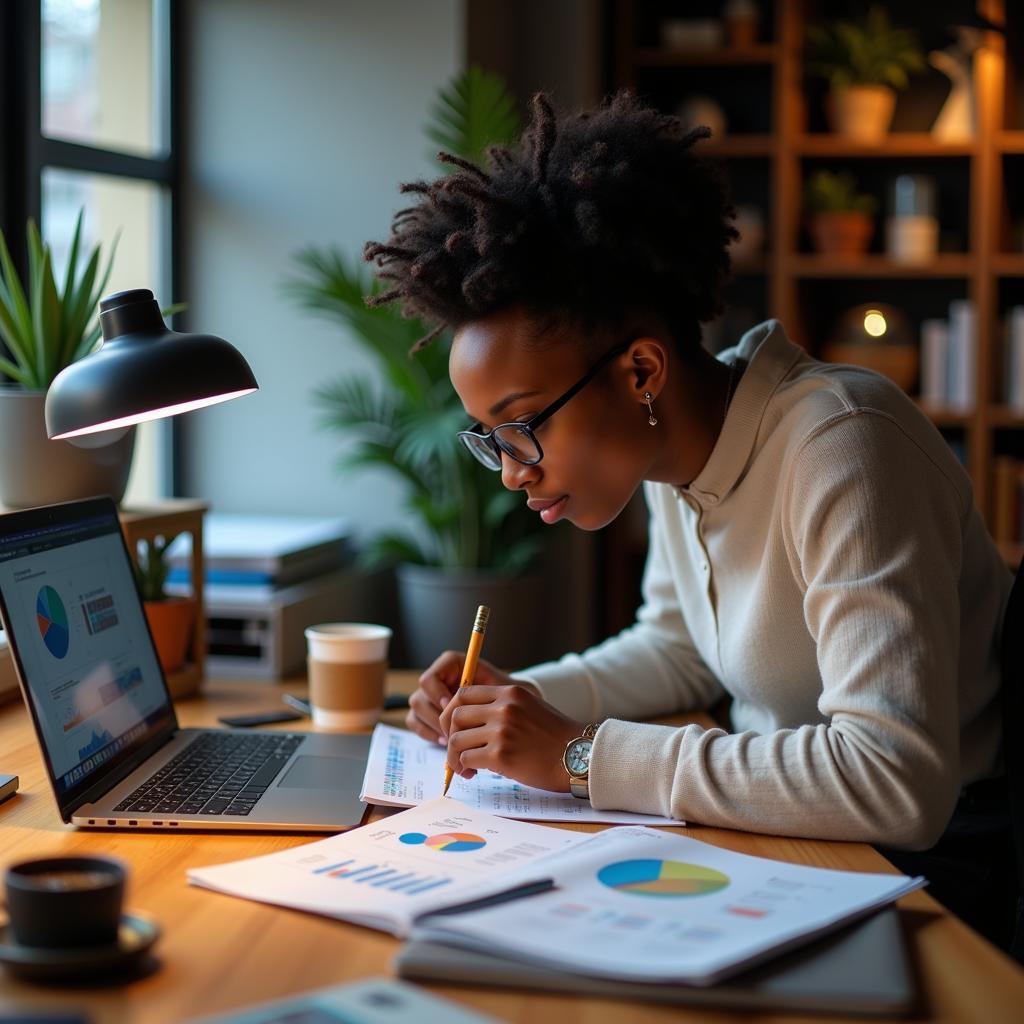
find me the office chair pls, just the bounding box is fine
[1000,557,1024,962]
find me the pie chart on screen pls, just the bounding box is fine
[36,585,70,659]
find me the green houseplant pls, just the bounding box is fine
[0,212,131,507]
[804,170,878,258]
[805,5,926,141]
[133,533,196,674]
[285,68,551,668]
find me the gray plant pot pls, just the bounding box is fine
[0,387,136,509]
[396,563,546,672]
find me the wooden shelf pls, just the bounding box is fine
[994,254,1024,277]
[789,254,973,278]
[731,255,769,275]
[987,406,1024,428]
[997,131,1024,154]
[916,402,973,427]
[634,44,779,67]
[704,134,774,157]
[120,500,208,701]
[795,133,975,157]
[608,0,1020,628]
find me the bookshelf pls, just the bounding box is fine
[600,0,1023,634]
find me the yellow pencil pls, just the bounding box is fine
[442,604,490,796]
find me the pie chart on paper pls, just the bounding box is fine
[597,859,730,897]
[399,831,487,852]
[36,585,70,659]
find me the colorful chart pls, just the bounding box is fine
[36,585,70,659]
[597,859,730,898]
[399,831,486,853]
[311,859,452,896]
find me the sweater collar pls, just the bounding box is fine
[680,319,804,507]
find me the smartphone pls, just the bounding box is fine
[0,773,19,805]
[217,710,305,728]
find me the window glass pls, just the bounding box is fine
[42,0,169,158]
[42,167,171,503]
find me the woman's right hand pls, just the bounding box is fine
[406,650,516,744]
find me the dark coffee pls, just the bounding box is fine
[5,856,125,949]
[30,870,115,892]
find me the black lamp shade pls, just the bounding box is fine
[45,289,258,440]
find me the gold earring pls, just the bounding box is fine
[644,391,657,426]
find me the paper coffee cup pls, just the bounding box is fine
[304,623,392,730]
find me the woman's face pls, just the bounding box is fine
[450,308,660,531]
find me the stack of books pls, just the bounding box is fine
[919,299,977,411]
[166,515,352,602]
[166,515,355,679]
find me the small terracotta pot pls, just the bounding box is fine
[827,85,896,142]
[144,597,196,673]
[809,212,874,259]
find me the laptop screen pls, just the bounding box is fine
[0,498,175,811]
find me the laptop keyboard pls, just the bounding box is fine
[114,732,304,817]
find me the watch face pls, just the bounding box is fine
[565,739,592,776]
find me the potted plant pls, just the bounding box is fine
[804,170,877,259]
[805,5,926,142]
[0,213,182,509]
[134,533,196,674]
[285,69,552,669]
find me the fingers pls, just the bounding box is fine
[418,650,466,709]
[405,705,443,744]
[446,723,491,776]
[438,684,506,736]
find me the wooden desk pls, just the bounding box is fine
[1,675,1022,1023]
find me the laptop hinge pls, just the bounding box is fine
[63,722,179,822]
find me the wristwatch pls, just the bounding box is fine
[563,724,598,800]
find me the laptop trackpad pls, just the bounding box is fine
[279,756,357,790]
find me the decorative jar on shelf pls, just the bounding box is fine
[822,304,918,392]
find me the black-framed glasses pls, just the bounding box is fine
[457,339,632,471]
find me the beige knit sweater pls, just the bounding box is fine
[522,319,1010,850]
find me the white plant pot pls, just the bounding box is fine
[0,387,136,509]
[827,85,896,142]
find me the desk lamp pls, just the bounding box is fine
[45,289,258,440]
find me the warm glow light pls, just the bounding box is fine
[50,388,258,440]
[863,310,887,338]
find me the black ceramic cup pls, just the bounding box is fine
[4,855,126,949]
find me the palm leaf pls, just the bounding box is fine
[284,68,544,571]
[0,227,36,385]
[426,66,520,167]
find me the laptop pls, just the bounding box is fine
[0,496,370,831]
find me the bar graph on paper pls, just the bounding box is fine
[308,858,452,897]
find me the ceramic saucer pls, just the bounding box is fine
[0,911,160,982]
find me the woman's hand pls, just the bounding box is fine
[406,650,518,744]
[438,683,583,793]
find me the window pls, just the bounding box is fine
[3,0,181,503]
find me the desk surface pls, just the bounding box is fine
[0,675,1022,1023]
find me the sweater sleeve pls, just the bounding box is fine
[515,489,725,724]
[587,412,966,850]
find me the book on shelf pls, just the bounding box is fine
[917,300,976,413]
[1004,305,1024,413]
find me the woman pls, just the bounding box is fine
[364,92,1014,944]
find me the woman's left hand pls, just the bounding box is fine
[438,684,584,793]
